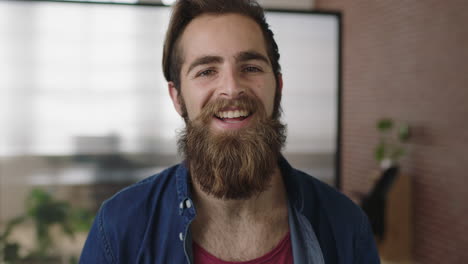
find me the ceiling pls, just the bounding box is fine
[137,0,315,10]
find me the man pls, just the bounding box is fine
[80,0,380,263]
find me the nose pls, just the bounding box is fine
[217,69,245,99]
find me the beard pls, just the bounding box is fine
[177,94,286,200]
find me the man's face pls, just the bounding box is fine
[170,13,286,200]
[169,13,281,130]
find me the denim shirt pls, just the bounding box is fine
[80,157,380,264]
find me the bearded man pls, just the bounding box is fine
[80,0,380,263]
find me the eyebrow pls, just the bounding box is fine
[185,51,270,76]
[235,51,270,65]
[186,55,223,76]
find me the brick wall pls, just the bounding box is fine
[314,0,468,262]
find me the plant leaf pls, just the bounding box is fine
[391,148,406,160]
[399,123,410,142]
[375,142,386,161]
[377,118,393,132]
[4,242,20,262]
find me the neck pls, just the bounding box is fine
[190,166,290,261]
[191,166,288,220]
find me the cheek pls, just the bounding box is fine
[179,89,196,120]
[254,81,276,114]
[182,87,212,120]
[185,98,202,120]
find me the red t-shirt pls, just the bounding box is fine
[193,232,293,264]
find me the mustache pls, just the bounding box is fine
[196,95,262,124]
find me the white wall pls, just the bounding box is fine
[259,0,315,10]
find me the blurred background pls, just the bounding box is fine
[1,0,467,263]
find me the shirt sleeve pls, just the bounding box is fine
[79,206,115,264]
[354,212,381,263]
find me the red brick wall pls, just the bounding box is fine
[314,0,468,262]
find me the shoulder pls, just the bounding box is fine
[100,164,180,219]
[289,169,380,262]
[105,164,178,203]
[290,168,366,228]
[97,164,181,243]
[82,164,183,263]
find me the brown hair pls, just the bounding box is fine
[162,0,281,92]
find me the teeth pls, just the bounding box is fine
[216,110,249,119]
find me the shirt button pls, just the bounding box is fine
[179,202,184,209]
[179,232,184,241]
[185,200,192,209]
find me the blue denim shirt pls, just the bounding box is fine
[80,157,380,263]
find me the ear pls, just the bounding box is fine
[277,73,283,94]
[168,81,183,116]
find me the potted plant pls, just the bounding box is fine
[360,118,411,242]
[0,189,93,264]
[374,118,410,170]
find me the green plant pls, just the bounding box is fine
[374,118,410,168]
[0,215,26,263]
[0,188,93,263]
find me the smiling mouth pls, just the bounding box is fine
[214,109,252,123]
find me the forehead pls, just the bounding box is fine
[178,13,269,64]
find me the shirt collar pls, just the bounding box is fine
[278,155,305,211]
[175,161,193,215]
[175,155,305,213]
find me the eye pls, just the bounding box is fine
[196,69,216,78]
[242,66,263,73]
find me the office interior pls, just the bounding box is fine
[0,0,467,263]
